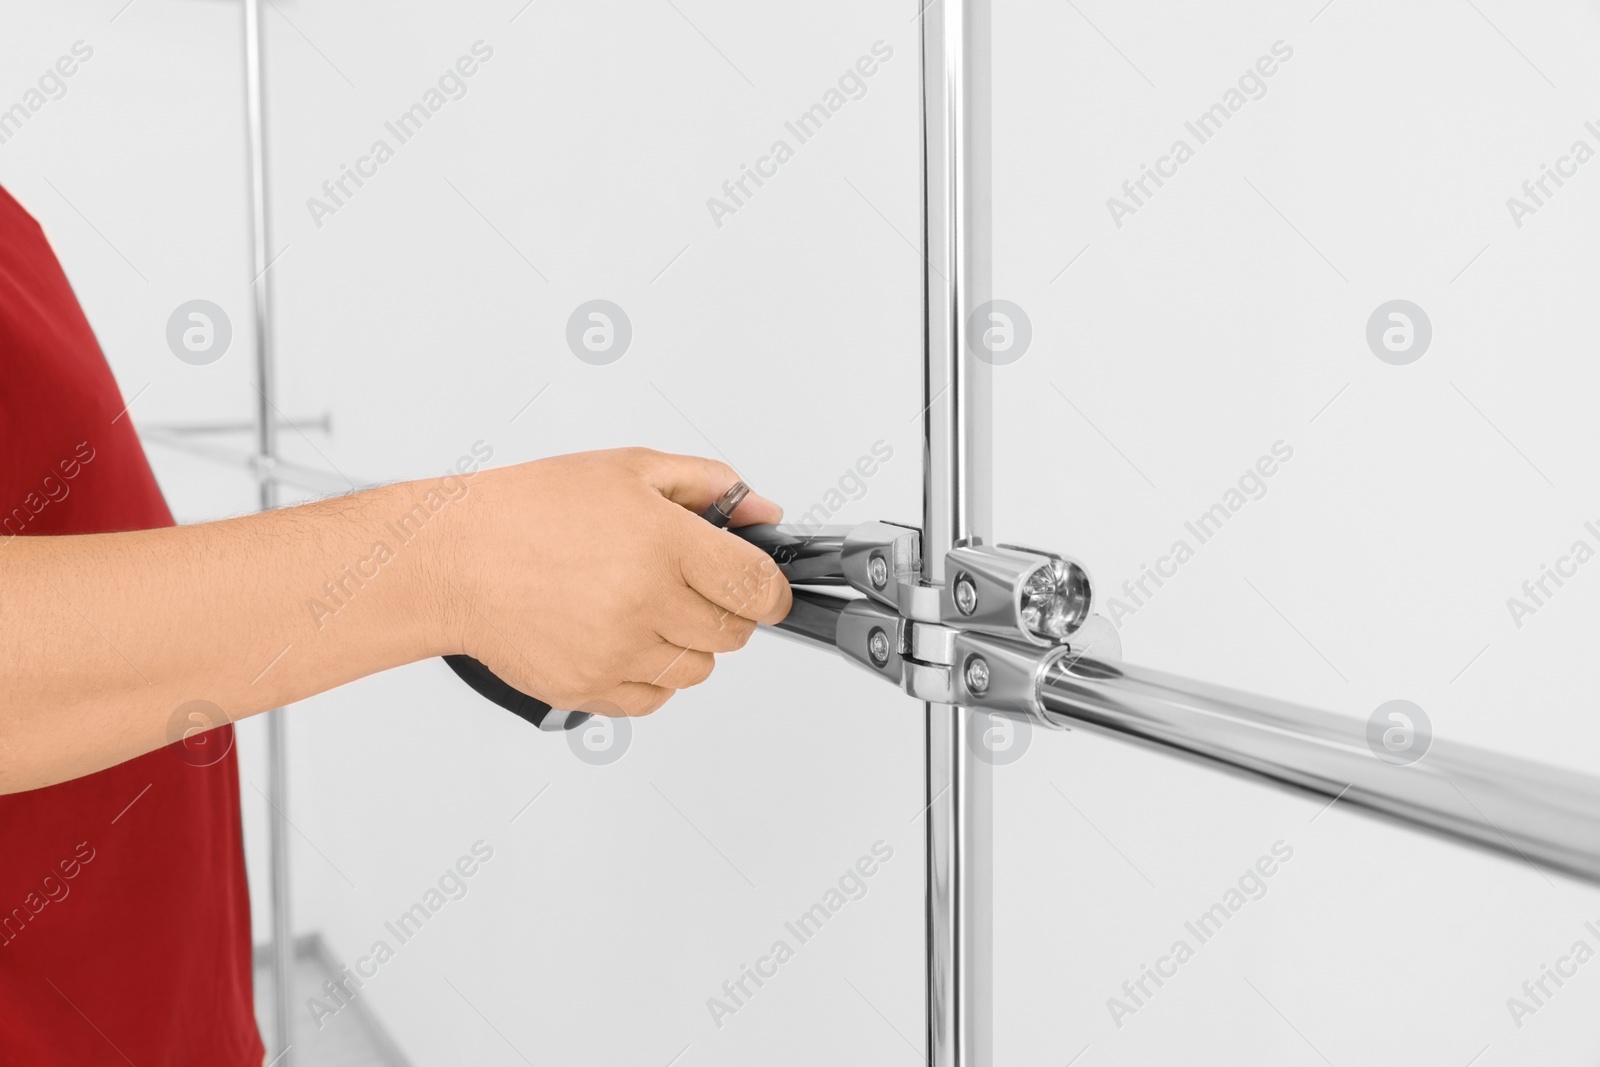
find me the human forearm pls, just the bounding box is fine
[0,478,457,793]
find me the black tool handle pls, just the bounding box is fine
[444,653,576,730]
[446,483,749,731]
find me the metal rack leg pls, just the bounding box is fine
[921,0,994,1062]
[241,0,292,1060]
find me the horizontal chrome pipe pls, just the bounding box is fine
[140,432,364,497]
[1039,657,1600,884]
[737,524,851,586]
[768,588,852,650]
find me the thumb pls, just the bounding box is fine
[635,449,783,526]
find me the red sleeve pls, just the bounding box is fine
[0,183,264,1067]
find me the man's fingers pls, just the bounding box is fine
[656,591,759,654]
[726,491,782,527]
[633,449,783,524]
[628,642,715,690]
[633,449,788,621]
[580,682,673,718]
[671,514,792,625]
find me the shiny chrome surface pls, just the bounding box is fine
[735,524,851,586]
[766,588,853,650]
[941,544,1094,647]
[838,599,908,687]
[1039,657,1600,884]
[921,0,994,1060]
[949,632,1072,726]
[241,2,293,1060]
[842,521,926,611]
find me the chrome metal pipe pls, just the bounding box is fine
[1039,657,1600,884]
[769,589,853,650]
[735,524,851,586]
[242,0,277,514]
[921,0,995,1061]
[241,0,293,1060]
[139,414,331,436]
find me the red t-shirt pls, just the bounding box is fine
[0,185,263,1065]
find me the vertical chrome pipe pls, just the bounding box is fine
[921,0,993,1063]
[241,0,292,1059]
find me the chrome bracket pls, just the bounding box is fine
[751,521,1121,723]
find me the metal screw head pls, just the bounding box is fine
[868,552,889,590]
[964,655,990,695]
[867,627,891,667]
[954,574,978,616]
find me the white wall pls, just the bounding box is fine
[6,1,1600,1064]
[991,2,1600,1064]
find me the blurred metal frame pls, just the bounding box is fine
[129,10,369,1061]
[133,8,345,1062]
[242,0,294,1061]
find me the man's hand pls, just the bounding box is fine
[444,448,791,716]
[0,448,790,794]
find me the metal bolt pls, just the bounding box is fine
[868,552,889,590]
[868,628,891,668]
[965,655,990,695]
[954,574,978,616]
